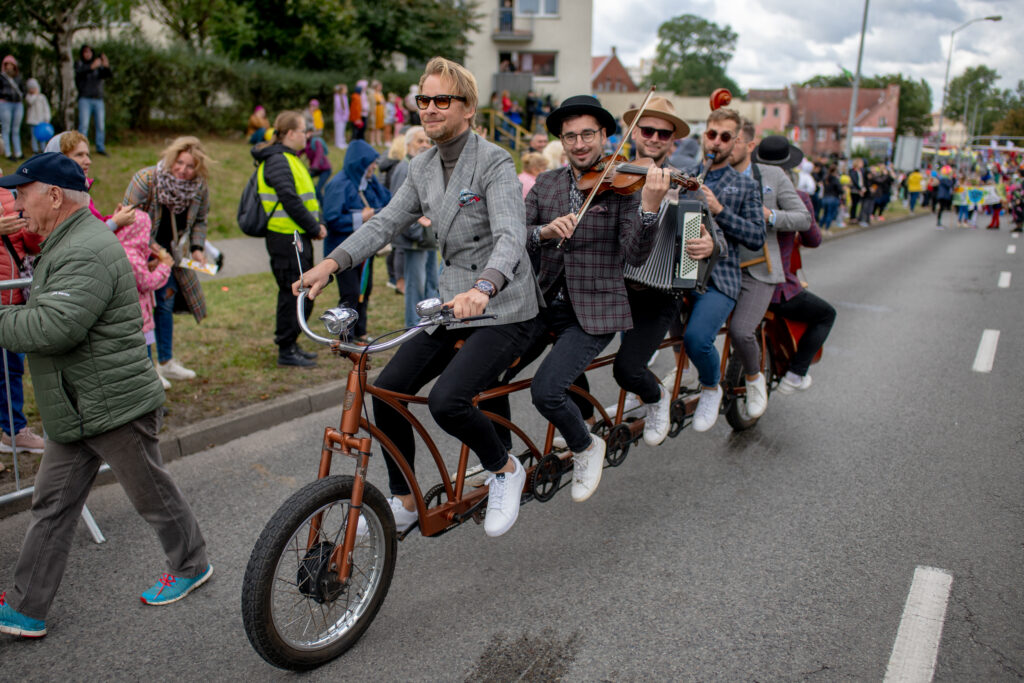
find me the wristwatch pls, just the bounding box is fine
[472,280,497,298]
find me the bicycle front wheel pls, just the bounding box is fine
[241,475,397,670]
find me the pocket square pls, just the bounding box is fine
[588,203,609,214]
[458,189,483,207]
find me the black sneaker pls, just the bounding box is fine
[96,150,109,156]
[278,348,316,367]
[292,344,317,360]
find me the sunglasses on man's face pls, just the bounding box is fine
[639,126,674,142]
[704,129,735,143]
[415,94,468,111]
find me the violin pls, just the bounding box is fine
[576,155,702,196]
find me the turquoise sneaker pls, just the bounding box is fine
[140,564,213,606]
[0,591,46,638]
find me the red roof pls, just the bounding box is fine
[748,89,788,102]
[592,57,606,74]
[794,87,893,126]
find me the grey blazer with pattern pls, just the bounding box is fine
[328,132,540,327]
[738,163,811,285]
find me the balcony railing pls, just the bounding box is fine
[491,9,533,41]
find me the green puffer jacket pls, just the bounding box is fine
[0,207,164,443]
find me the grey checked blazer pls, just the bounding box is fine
[329,132,540,327]
[738,163,811,285]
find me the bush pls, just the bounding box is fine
[0,39,420,141]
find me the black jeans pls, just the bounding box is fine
[335,259,373,338]
[530,300,613,453]
[267,232,313,349]
[613,286,680,404]
[769,290,836,376]
[374,319,538,496]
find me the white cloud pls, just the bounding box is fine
[592,0,1023,108]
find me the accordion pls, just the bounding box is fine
[623,199,706,291]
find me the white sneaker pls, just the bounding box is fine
[571,437,605,502]
[388,496,418,533]
[484,456,526,537]
[663,365,697,390]
[692,386,723,432]
[603,392,643,421]
[647,349,659,367]
[159,358,196,381]
[551,434,567,450]
[745,373,768,418]
[776,373,813,395]
[643,385,671,446]
[158,373,171,390]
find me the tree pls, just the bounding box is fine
[992,108,1024,138]
[648,14,741,97]
[354,0,480,71]
[0,0,135,130]
[144,0,226,49]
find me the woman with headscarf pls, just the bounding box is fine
[122,137,213,382]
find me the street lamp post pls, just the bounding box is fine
[938,15,1002,143]
[844,0,870,163]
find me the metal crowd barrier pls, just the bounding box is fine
[0,277,105,542]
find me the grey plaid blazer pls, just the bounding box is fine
[526,166,657,335]
[330,132,540,327]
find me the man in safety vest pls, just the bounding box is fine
[251,110,328,367]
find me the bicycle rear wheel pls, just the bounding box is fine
[723,342,771,432]
[241,475,397,670]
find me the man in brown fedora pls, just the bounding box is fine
[607,97,720,446]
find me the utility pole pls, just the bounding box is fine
[844,0,870,163]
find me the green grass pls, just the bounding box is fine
[87,134,353,240]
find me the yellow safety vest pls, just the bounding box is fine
[257,152,321,234]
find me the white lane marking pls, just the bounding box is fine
[972,329,1000,373]
[998,272,1011,288]
[884,566,954,683]
[1014,232,1020,239]
[1008,245,1017,254]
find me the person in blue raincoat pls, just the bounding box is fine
[321,139,391,340]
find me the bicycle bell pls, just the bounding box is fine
[415,298,444,319]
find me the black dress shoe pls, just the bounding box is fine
[96,149,109,156]
[278,348,316,367]
[292,344,318,360]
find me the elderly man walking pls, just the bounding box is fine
[0,154,210,639]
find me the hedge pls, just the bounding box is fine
[0,39,420,142]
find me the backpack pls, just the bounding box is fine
[237,162,279,237]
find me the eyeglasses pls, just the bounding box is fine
[704,129,735,143]
[415,94,468,110]
[560,129,599,145]
[638,126,674,142]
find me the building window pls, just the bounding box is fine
[517,0,558,16]
[816,127,827,142]
[878,116,887,127]
[517,51,557,77]
[773,106,779,116]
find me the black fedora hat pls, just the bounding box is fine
[545,95,617,138]
[752,135,804,170]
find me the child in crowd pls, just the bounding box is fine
[23,79,51,154]
[114,211,174,387]
[247,106,270,145]
[300,127,332,205]
[952,180,969,228]
[305,99,325,139]
[518,152,547,199]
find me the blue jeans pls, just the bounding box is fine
[78,97,106,152]
[0,101,24,157]
[531,300,614,453]
[682,285,736,388]
[908,192,920,211]
[154,273,178,363]
[821,195,840,230]
[0,348,27,435]
[402,248,439,327]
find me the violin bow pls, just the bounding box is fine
[558,85,657,248]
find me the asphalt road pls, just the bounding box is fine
[1,213,1021,681]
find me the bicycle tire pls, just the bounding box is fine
[723,344,771,432]
[241,475,397,670]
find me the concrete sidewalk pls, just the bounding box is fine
[198,236,325,280]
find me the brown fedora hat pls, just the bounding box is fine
[622,97,690,139]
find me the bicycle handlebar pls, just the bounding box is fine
[296,289,495,355]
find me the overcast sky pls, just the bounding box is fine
[592,0,1022,109]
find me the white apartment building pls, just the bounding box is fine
[463,0,593,106]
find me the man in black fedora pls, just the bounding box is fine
[523,94,669,502]
[728,124,811,419]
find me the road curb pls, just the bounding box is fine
[0,379,349,519]
[820,210,922,241]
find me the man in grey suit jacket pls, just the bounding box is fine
[728,124,811,418]
[298,57,541,539]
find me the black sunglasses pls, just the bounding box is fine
[639,126,674,141]
[705,129,735,143]
[415,94,468,111]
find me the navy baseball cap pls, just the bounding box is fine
[0,152,89,192]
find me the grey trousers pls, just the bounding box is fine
[728,272,777,376]
[9,409,208,620]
